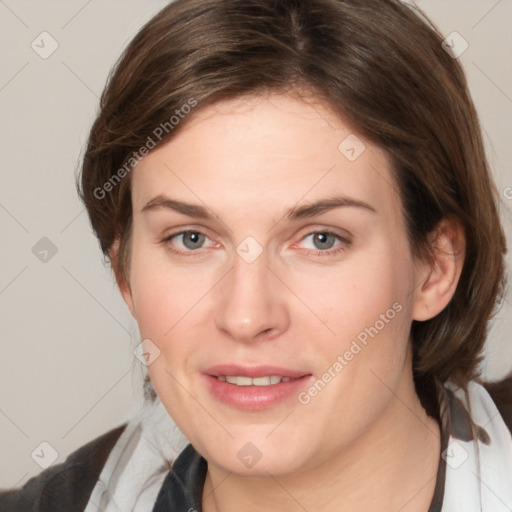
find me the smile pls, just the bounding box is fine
[215,375,294,386]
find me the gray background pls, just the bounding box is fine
[0,0,511,488]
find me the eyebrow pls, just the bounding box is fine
[141,194,377,220]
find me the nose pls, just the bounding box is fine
[214,248,290,344]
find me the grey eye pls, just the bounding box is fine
[181,231,206,250]
[310,232,337,250]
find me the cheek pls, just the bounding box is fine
[298,240,414,343]
[313,238,416,390]
[128,242,210,340]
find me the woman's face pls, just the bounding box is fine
[121,93,430,475]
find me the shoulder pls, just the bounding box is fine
[0,423,127,512]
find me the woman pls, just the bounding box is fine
[1,0,510,510]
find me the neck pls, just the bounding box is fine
[202,367,441,512]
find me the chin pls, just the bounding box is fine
[195,429,318,476]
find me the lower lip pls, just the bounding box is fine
[204,374,313,410]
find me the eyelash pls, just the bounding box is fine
[161,229,351,258]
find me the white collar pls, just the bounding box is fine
[84,397,188,512]
[441,380,512,511]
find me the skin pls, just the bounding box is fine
[115,92,465,512]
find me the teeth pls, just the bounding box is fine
[217,375,294,386]
[236,376,253,386]
[253,376,271,386]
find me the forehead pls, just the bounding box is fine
[131,93,401,223]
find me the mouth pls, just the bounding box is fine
[203,365,313,409]
[215,375,297,386]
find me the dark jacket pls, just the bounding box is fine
[1,377,511,512]
[0,424,127,512]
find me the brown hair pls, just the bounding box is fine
[78,0,507,387]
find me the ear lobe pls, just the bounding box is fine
[412,218,465,322]
[110,239,135,317]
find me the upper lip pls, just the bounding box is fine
[204,364,310,379]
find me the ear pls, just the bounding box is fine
[110,239,135,317]
[412,218,465,321]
